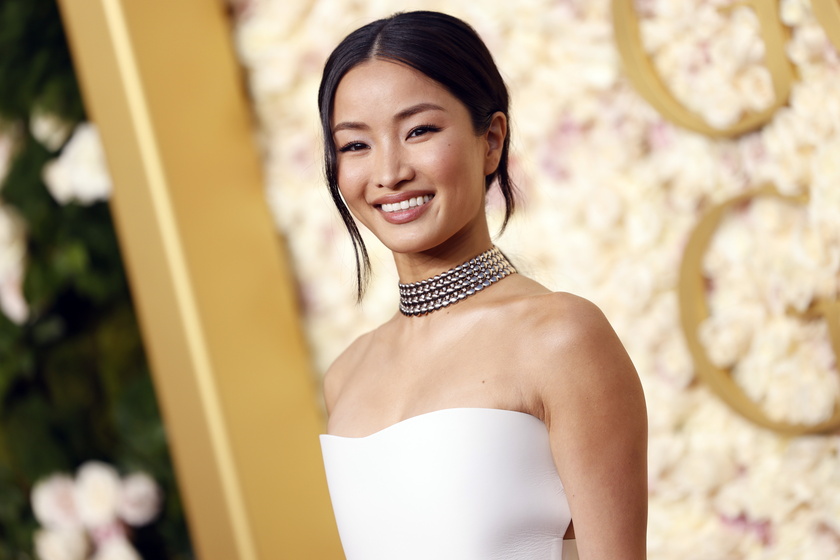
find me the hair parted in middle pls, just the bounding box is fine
[318,11,517,299]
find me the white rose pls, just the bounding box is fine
[0,204,25,276]
[793,22,834,65]
[75,461,121,528]
[624,196,663,249]
[640,19,676,53]
[579,43,619,90]
[42,123,111,205]
[732,317,795,399]
[810,138,840,241]
[29,109,74,152]
[697,78,744,129]
[648,496,742,559]
[648,434,686,488]
[584,183,623,233]
[735,65,775,113]
[644,380,696,435]
[660,431,738,500]
[33,528,89,560]
[234,13,282,65]
[90,537,142,560]
[248,52,297,100]
[762,354,838,425]
[654,334,695,389]
[760,109,813,193]
[117,472,162,527]
[713,477,748,519]
[780,0,809,25]
[0,204,28,324]
[88,520,128,549]
[698,310,758,369]
[0,130,16,185]
[0,265,28,324]
[31,474,81,530]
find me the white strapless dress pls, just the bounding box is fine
[320,408,576,560]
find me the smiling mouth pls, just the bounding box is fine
[379,195,433,213]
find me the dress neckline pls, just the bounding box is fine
[321,407,544,441]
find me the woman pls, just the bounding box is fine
[317,11,647,560]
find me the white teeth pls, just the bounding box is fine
[381,195,432,213]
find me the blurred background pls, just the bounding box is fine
[0,1,192,559]
[2,0,840,559]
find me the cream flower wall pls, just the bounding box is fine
[230,0,840,557]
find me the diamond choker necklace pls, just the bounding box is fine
[398,246,517,317]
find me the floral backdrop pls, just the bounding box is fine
[0,1,192,558]
[228,0,840,558]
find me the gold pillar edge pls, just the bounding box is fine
[96,2,256,558]
[56,1,341,558]
[678,186,840,435]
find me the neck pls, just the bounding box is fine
[392,225,493,284]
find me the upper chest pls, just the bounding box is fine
[327,314,544,437]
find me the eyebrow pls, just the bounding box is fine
[332,102,446,133]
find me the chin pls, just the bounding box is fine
[381,240,435,256]
[376,231,447,256]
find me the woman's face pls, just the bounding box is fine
[331,58,503,255]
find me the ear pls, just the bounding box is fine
[483,112,507,176]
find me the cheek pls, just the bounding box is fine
[336,161,367,205]
[422,142,485,198]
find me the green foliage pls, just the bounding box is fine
[0,1,193,558]
[0,0,84,121]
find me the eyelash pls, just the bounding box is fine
[338,142,366,153]
[337,124,441,153]
[409,124,441,137]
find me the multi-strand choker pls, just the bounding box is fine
[398,246,517,317]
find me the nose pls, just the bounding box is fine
[372,142,412,189]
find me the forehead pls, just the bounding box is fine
[332,59,457,122]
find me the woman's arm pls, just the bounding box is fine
[534,294,648,559]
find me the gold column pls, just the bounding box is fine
[55,1,341,558]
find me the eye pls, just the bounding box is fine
[407,124,441,139]
[338,141,368,153]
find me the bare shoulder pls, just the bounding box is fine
[519,290,613,341]
[322,329,377,415]
[520,291,604,326]
[507,290,644,424]
[508,290,625,369]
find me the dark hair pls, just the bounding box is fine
[318,11,516,300]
